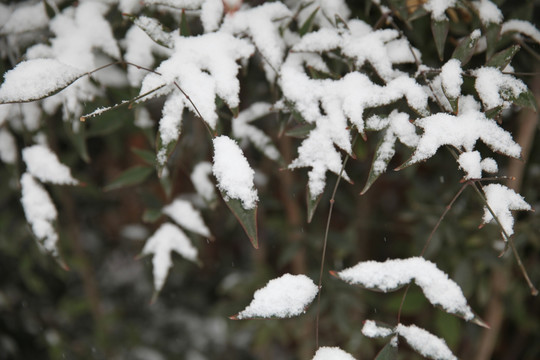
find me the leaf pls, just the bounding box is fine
[451,30,481,65]
[0,59,86,104]
[155,133,178,178]
[143,208,163,223]
[132,15,173,48]
[511,88,538,111]
[285,123,316,138]
[432,18,449,61]
[299,7,319,37]
[180,9,191,36]
[104,166,153,191]
[64,120,90,163]
[375,341,398,360]
[361,130,395,194]
[222,194,258,249]
[486,45,520,70]
[162,198,212,238]
[22,145,78,185]
[230,274,318,319]
[396,324,456,360]
[307,187,323,224]
[42,0,56,19]
[485,23,501,60]
[132,148,157,166]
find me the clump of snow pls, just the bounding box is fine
[474,67,528,109]
[142,222,198,291]
[134,16,173,47]
[162,198,212,238]
[0,59,85,103]
[481,157,498,173]
[20,173,59,256]
[396,324,456,360]
[212,136,258,209]
[158,92,185,156]
[296,0,351,29]
[191,162,216,204]
[482,184,531,236]
[134,107,154,129]
[440,59,462,99]
[22,145,78,185]
[501,20,540,45]
[337,257,474,320]
[201,0,224,32]
[0,2,48,35]
[473,0,503,25]
[362,320,393,338]
[235,274,318,319]
[457,151,499,179]
[0,128,17,164]
[312,346,357,360]
[424,0,456,20]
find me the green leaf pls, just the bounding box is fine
[285,123,315,138]
[221,192,258,249]
[486,45,520,70]
[511,88,538,111]
[104,166,154,191]
[451,31,480,65]
[375,341,398,360]
[361,130,395,195]
[485,106,503,119]
[307,66,339,80]
[432,18,449,61]
[159,167,173,199]
[299,7,319,36]
[485,23,501,60]
[64,121,90,163]
[131,148,157,166]
[180,9,191,37]
[307,187,322,223]
[42,0,56,18]
[85,110,127,137]
[143,208,162,223]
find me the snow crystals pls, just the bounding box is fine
[457,151,497,179]
[482,184,531,236]
[312,347,357,360]
[212,136,258,210]
[474,67,528,110]
[440,59,462,100]
[233,273,318,319]
[22,145,78,185]
[396,324,456,360]
[336,257,475,320]
[141,222,199,292]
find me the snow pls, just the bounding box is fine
[145,0,204,8]
[162,198,212,238]
[362,320,393,338]
[0,59,85,103]
[20,173,59,256]
[424,0,456,20]
[158,92,185,165]
[482,184,531,236]
[337,257,474,320]
[473,0,503,25]
[232,102,280,161]
[124,25,165,87]
[410,96,521,164]
[0,2,48,35]
[212,136,258,209]
[235,273,318,319]
[474,67,528,109]
[0,128,17,164]
[440,59,462,99]
[142,222,199,291]
[312,347,357,360]
[201,0,224,33]
[22,145,78,185]
[481,157,498,173]
[134,16,173,47]
[191,162,216,204]
[135,107,154,129]
[458,151,482,179]
[296,0,351,29]
[501,20,540,44]
[396,324,456,360]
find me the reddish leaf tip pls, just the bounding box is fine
[329,270,339,278]
[229,315,239,320]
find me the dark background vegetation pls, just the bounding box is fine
[0,0,539,359]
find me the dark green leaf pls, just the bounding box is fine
[221,192,258,249]
[180,9,191,36]
[143,208,162,223]
[432,19,449,61]
[375,341,398,360]
[485,106,503,119]
[451,31,480,65]
[104,166,154,191]
[299,7,319,36]
[307,66,339,80]
[159,167,173,199]
[486,45,520,70]
[64,120,90,163]
[131,148,157,166]
[43,0,56,18]
[485,23,501,60]
[285,123,315,138]
[511,88,538,111]
[86,110,127,137]
[307,187,322,223]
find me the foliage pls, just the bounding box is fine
[0,0,539,359]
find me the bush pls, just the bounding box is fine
[0,0,539,359]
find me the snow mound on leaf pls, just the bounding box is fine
[396,324,456,360]
[235,274,318,319]
[362,320,393,338]
[337,257,474,320]
[22,145,78,185]
[312,346,356,360]
[482,184,531,236]
[162,198,211,238]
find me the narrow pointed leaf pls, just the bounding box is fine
[299,7,319,36]
[132,148,157,166]
[485,106,503,119]
[485,23,501,60]
[180,9,191,37]
[222,193,258,248]
[486,45,520,70]
[143,208,163,223]
[375,341,398,360]
[361,131,395,194]
[155,134,178,178]
[43,0,56,19]
[432,19,449,61]
[511,88,538,111]
[307,187,322,223]
[285,123,316,138]
[452,31,481,65]
[396,324,456,360]
[132,15,173,48]
[104,166,153,191]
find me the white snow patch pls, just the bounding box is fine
[0,128,17,164]
[440,59,462,99]
[424,0,456,20]
[22,145,78,185]
[474,67,527,109]
[235,273,318,319]
[482,184,531,236]
[0,2,48,35]
[473,0,503,25]
[396,324,456,360]
[162,198,211,238]
[337,257,474,320]
[201,0,224,33]
[501,20,540,45]
[159,92,185,150]
[362,320,394,338]
[458,151,482,179]
[191,161,216,204]
[312,346,357,360]
[212,136,258,209]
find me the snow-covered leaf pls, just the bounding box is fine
[362,320,394,338]
[486,45,520,70]
[440,59,462,110]
[501,19,540,45]
[20,173,59,258]
[22,145,78,185]
[335,257,475,321]
[482,184,531,236]
[0,59,85,103]
[162,198,212,238]
[307,187,323,224]
[423,0,456,21]
[451,29,481,65]
[133,15,173,48]
[222,195,259,249]
[312,346,357,360]
[474,67,529,110]
[396,324,456,360]
[457,151,498,180]
[156,92,184,171]
[141,222,199,293]
[231,274,318,319]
